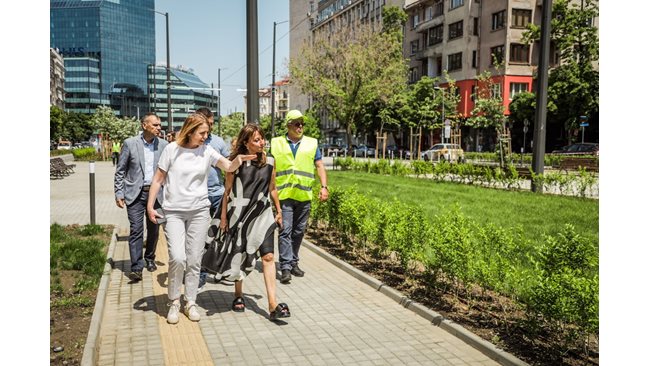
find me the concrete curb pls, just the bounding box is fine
[302,238,529,366]
[81,226,120,366]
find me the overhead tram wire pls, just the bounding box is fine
[220,14,311,84]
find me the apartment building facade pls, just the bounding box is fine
[290,0,404,146]
[404,0,548,118]
[50,48,65,109]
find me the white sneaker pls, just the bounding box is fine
[184,301,201,322]
[167,300,181,324]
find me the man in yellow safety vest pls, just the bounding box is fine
[270,110,328,284]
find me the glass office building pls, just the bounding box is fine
[149,65,217,131]
[50,0,155,117]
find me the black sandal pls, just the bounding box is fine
[269,303,290,320]
[232,297,245,312]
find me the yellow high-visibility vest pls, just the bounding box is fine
[271,136,317,202]
[112,142,121,153]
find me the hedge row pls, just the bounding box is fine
[311,186,598,340]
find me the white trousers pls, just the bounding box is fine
[164,208,210,302]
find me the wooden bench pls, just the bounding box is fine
[50,157,76,179]
[557,157,599,172]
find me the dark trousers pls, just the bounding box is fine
[278,199,311,271]
[112,152,119,166]
[127,189,160,272]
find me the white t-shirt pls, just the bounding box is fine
[158,142,224,211]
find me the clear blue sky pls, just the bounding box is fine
[154,0,290,116]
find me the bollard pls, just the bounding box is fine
[89,160,96,225]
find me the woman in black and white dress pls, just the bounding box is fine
[208,123,290,321]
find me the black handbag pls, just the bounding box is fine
[201,226,228,275]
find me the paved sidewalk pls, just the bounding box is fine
[51,158,505,365]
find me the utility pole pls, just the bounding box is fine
[218,68,222,135]
[246,0,259,124]
[164,12,172,133]
[271,20,288,138]
[531,0,551,192]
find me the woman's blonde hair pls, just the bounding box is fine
[229,123,267,166]
[176,113,208,147]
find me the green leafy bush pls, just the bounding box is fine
[72,147,100,161]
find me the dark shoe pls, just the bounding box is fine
[290,265,305,277]
[269,303,291,321]
[146,260,157,272]
[128,271,143,282]
[232,297,245,312]
[280,269,291,284]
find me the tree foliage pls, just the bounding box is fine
[91,106,140,143]
[508,91,537,126]
[50,105,65,142]
[522,0,599,144]
[466,69,506,131]
[289,8,408,147]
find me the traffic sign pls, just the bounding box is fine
[444,119,451,127]
[444,126,451,138]
[580,123,589,127]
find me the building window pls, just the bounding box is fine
[426,6,433,20]
[510,43,530,63]
[473,17,479,36]
[490,45,504,65]
[434,0,444,16]
[491,82,502,99]
[512,9,532,28]
[448,21,463,40]
[472,50,478,68]
[409,67,419,83]
[447,52,462,71]
[509,82,528,100]
[492,10,506,30]
[412,13,420,28]
[429,25,443,46]
[450,0,464,10]
[410,40,420,55]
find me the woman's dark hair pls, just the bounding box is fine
[229,123,267,166]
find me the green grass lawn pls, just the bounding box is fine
[327,171,599,242]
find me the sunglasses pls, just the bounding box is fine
[290,122,305,128]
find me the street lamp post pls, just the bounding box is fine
[150,9,172,133]
[217,67,228,135]
[271,20,288,138]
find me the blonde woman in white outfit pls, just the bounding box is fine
[146,113,255,324]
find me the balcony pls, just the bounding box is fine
[415,14,444,34]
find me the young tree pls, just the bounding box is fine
[50,105,65,142]
[466,67,509,163]
[289,11,408,148]
[91,106,139,142]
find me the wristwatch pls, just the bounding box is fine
[321,186,328,190]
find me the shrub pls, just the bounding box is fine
[72,147,100,161]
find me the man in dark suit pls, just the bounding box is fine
[114,113,169,282]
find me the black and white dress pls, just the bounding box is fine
[204,157,276,281]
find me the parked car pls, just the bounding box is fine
[352,144,376,157]
[551,143,599,156]
[421,143,465,162]
[321,143,342,157]
[57,141,72,150]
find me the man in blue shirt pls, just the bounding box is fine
[196,107,230,291]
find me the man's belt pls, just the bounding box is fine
[142,185,151,192]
